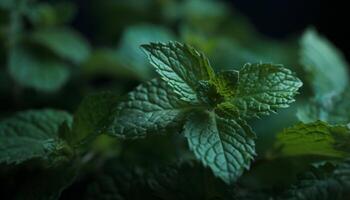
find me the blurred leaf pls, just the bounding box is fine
[30,27,91,64]
[297,87,350,125]
[282,160,350,200]
[0,109,73,165]
[300,28,349,99]
[117,24,175,80]
[0,0,15,10]
[8,46,70,92]
[181,27,299,71]
[26,2,77,27]
[275,121,350,158]
[297,101,327,123]
[63,92,118,150]
[83,48,141,79]
[253,102,300,155]
[88,0,158,43]
[180,0,228,31]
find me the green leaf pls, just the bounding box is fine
[212,70,239,97]
[226,63,302,118]
[64,92,118,149]
[297,29,350,125]
[325,88,350,124]
[297,102,327,124]
[26,2,77,26]
[184,110,255,183]
[275,121,350,158]
[0,109,73,165]
[283,161,350,200]
[30,27,91,63]
[8,46,70,92]
[82,48,142,80]
[117,24,175,80]
[297,87,350,124]
[300,28,349,98]
[107,79,193,139]
[0,0,15,10]
[141,41,215,102]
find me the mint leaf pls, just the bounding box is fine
[107,79,193,139]
[184,111,255,184]
[8,47,70,92]
[30,27,91,63]
[63,92,118,149]
[300,28,349,98]
[141,41,215,102]
[275,121,350,158]
[0,109,73,165]
[227,63,302,118]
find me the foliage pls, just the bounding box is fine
[1,0,350,199]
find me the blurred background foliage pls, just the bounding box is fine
[1,0,349,199]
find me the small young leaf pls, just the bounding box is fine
[30,27,91,63]
[0,109,73,165]
[212,70,239,97]
[107,79,194,139]
[184,110,255,184]
[8,47,70,92]
[141,41,215,102]
[300,28,349,98]
[275,121,350,158]
[228,63,302,118]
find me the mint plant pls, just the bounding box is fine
[2,0,350,199]
[107,41,302,183]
